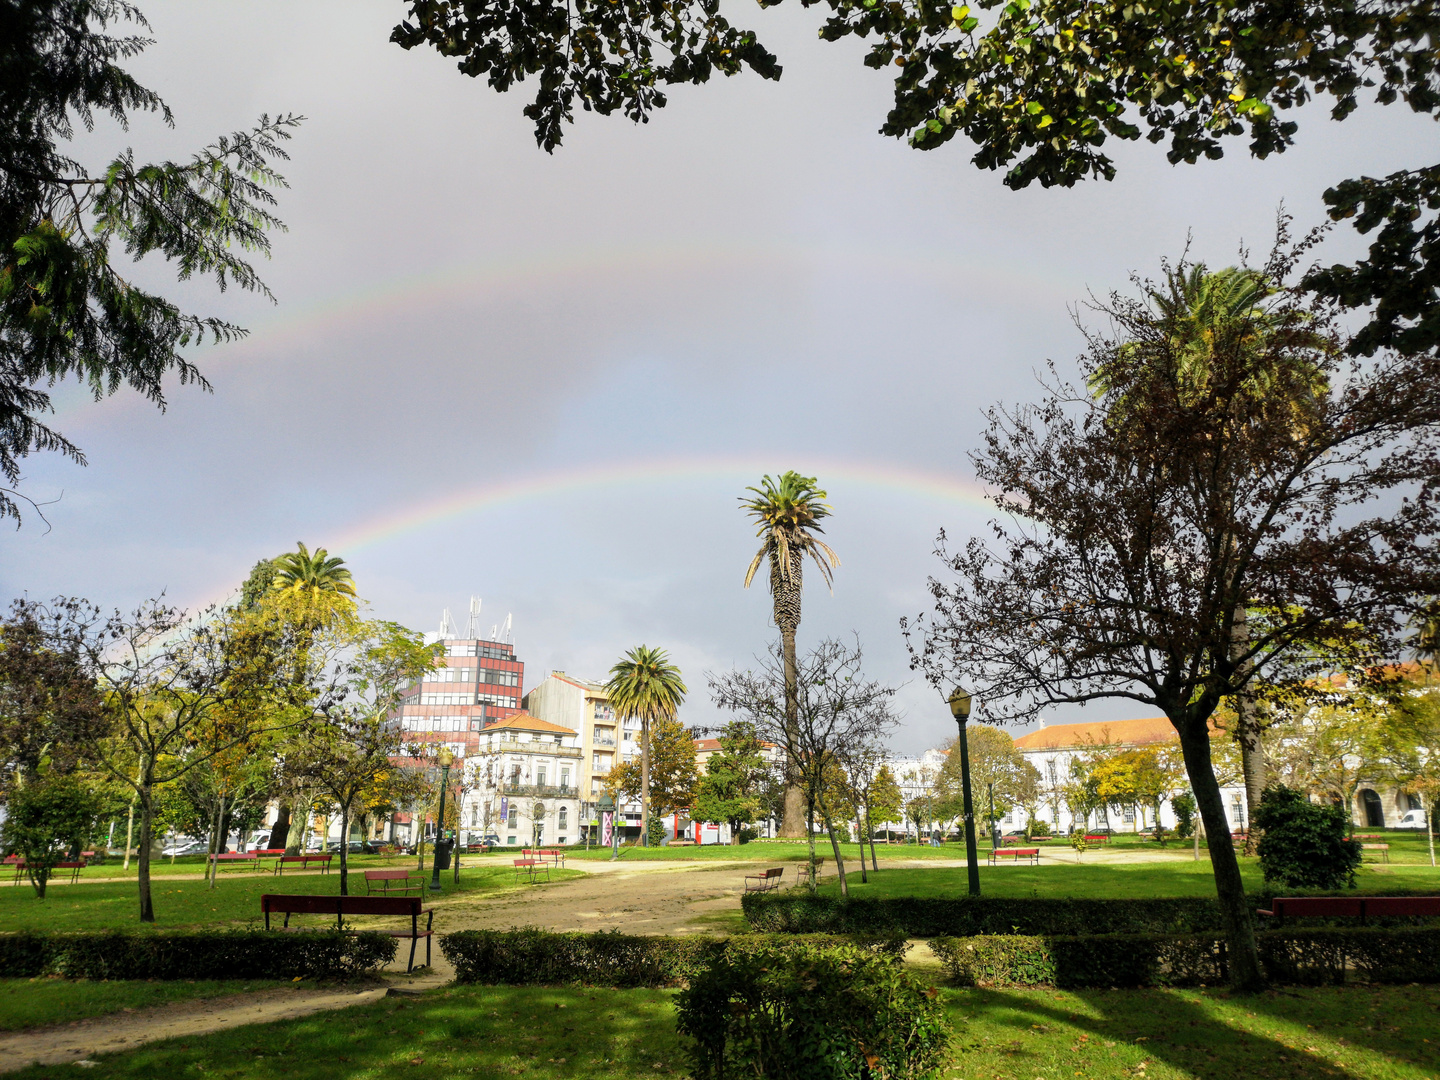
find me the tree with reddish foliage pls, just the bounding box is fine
[903,240,1440,991]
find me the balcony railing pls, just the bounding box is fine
[591,736,617,748]
[491,738,582,758]
[500,783,577,799]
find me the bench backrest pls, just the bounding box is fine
[763,868,783,879]
[1273,897,1364,918]
[1012,848,1039,855]
[212,852,255,860]
[365,870,411,881]
[280,855,308,863]
[261,893,423,916]
[1361,897,1440,918]
[255,849,286,856]
[513,859,537,866]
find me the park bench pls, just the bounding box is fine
[1083,835,1109,845]
[10,860,84,884]
[1256,896,1440,924]
[523,848,566,868]
[667,839,695,847]
[795,859,826,886]
[744,867,784,893]
[1362,843,1391,863]
[209,852,259,873]
[513,859,549,884]
[364,869,422,896]
[273,854,332,875]
[260,894,435,972]
[988,847,1041,866]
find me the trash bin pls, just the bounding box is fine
[434,839,453,871]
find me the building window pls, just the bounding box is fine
[1231,794,1246,825]
[559,806,568,829]
[537,766,547,787]
[507,835,516,845]
[507,807,517,827]
[560,768,570,791]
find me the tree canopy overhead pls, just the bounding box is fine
[1,0,300,523]
[393,0,1439,356]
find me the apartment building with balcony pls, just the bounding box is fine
[458,712,583,847]
[523,671,645,840]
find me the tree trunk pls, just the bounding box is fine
[137,784,156,923]
[824,815,849,898]
[640,716,651,847]
[1230,602,1265,855]
[866,802,878,872]
[1175,718,1265,991]
[773,545,807,839]
[339,807,349,896]
[804,798,818,892]
[1428,796,1436,868]
[122,793,137,870]
[269,803,291,852]
[206,796,224,889]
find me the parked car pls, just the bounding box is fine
[160,840,207,857]
[1396,809,1429,830]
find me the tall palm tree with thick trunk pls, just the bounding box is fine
[742,472,839,838]
[605,646,687,847]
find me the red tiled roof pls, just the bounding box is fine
[486,712,577,736]
[1013,716,1177,751]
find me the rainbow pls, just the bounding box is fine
[325,456,994,557]
[47,238,1080,424]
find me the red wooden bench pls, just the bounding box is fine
[273,854,332,875]
[260,894,435,972]
[744,867,784,892]
[513,859,549,883]
[523,848,566,868]
[1083,835,1109,845]
[1257,896,1440,923]
[988,847,1041,865]
[1361,843,1390,863]
[209,852,259,873]
[364,869,422,896]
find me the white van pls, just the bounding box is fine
[1396,809,1429,830]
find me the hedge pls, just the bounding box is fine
[743,890,1440,937]
[678,938,950,1080]
[0,931,396,980]
[930,927,1440,988]
[440,928,910,987]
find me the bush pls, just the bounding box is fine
[737,827,758,844]
[440,929,910,987]
[1254,784,1362,890]
[742,893,1230,936]
[1028,820,1052,838]
[677,938,950,1080]
[0,775,106,897]
[930,928,1440,988]
[1172,792,1196,839]
[0,931,395,980]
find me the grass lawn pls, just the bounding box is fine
[0,978,286,1031]
[811,860,1440,900]
[0,864,584,933]
[7,981,1436,1079]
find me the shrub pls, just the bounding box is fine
[1028,820,1052,838]
[1254,784,1362,890]
[930,928,1440,988]
[1172,792,1196,839]
[440,929,910,987]
[742,893,1229,936]
[677,938,950,1080]
[0,931,394,980]
[0,775,105,897]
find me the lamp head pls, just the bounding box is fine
[437,745,455,768]
[948,686,972,721]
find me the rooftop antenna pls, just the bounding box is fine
[499,612,513,644]
[439,607,456,640]
[465,596,482,638]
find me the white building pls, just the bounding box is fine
[457,712,584,847]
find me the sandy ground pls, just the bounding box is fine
[0,847,1206,1069]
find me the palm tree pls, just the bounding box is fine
[269,542,357,626]
[605,646,687,847]
[741,472,839,837]
[1094,262,1325,850]
[1412,599,1440,684]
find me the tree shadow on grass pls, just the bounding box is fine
[957,985,1434,1080]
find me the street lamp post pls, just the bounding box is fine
[949,686,981,897]
[429,746,454,894]
[988,781,1000,851]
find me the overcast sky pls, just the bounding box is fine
[3,2,1431,753]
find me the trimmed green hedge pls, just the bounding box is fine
[678,938,950,1080]
[440,928,909,987]
[930,928,1440,988]
[0,931,396,980]
[743,890,1440,937]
